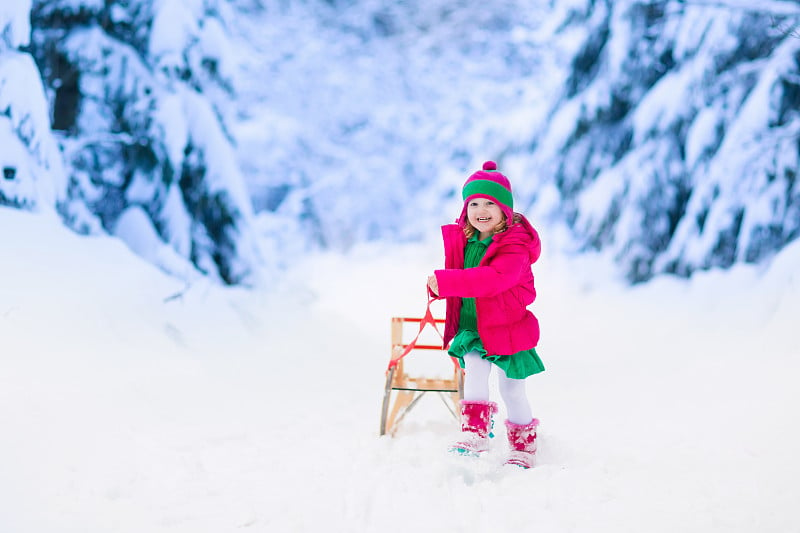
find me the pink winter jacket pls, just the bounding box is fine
[434,214,542,356]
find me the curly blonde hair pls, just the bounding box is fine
[464,212,521,238]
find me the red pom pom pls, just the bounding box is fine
[482,161,497,171]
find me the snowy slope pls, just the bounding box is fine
[1,205,799,532]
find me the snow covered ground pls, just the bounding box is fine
[1,205,799,532]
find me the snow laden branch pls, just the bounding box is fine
[665,0,800,36]
[668,0,800,16]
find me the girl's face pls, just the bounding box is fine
[467,198,505,238]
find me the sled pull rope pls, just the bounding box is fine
[387,296,452,371]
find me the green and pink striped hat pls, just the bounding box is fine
[458,161,514,225]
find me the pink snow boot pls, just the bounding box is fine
[449,400,498,455]
[504,418,540,469]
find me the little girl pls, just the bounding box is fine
[427,161,544,469]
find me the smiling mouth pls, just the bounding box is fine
[477,217,491,222]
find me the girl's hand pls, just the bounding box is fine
[427,275,439,295]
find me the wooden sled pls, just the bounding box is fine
[379,310,464,436]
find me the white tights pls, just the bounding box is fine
[462,351,533,425]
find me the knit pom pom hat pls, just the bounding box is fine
[458,161,514,226]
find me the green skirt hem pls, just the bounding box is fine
[447,329,545,379]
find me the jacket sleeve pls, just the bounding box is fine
[434,242,531,298]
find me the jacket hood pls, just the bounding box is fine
[491,213,541,264]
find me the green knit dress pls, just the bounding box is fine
[447,233,545,379]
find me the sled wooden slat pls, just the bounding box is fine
[397,344,443,351]
[380,315,464,436]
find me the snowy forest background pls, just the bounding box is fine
[3,2,800,531]
[1,0,800,285]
